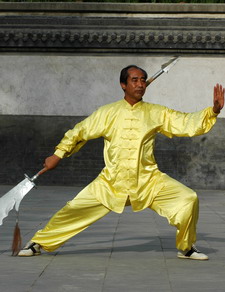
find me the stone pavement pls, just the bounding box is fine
[1,185,225,292]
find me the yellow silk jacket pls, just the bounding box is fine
[54,99,218,213]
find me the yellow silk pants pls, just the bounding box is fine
[32,176,198,252]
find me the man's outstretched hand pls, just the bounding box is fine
[213,83,225,114]
[38,154,61,175]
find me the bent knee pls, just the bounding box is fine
[184,189,198,205]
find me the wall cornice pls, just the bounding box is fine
[1,2,225,15]
[0,3,225,54]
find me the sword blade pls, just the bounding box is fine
[0,175,36,225]
[162,56,179,73]
[146,56,179,86]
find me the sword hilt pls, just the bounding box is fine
[146,69,164,87]
[24,167,47,183]
[24,173,39,183]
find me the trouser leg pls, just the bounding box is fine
[31,186,111,252]
[149,174,199,251]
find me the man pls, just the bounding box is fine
[18,65,224,260]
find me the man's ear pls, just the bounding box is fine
[120,82,126,91]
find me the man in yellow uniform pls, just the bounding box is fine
[18,65,224,260]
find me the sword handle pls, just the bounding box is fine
[25,168,45,182]
[30,173,40,182]
[37,167,48,176]
[146,69,163,87]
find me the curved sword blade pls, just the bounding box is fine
[162,56,179,73]
[0,174,38,225]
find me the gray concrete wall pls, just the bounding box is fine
[0,55,224,117]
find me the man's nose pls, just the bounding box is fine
[137,80,144,87]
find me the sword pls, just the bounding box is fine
[146,56,179,87]
[0,170,43,255]
[0,172,40,226]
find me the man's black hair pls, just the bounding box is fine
[120,65,148,85]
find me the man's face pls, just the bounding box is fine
[121,68,147,106]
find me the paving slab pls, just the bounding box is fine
[0,186,225,292]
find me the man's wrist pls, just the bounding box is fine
[213,107,220,114]
[54,149,66,159]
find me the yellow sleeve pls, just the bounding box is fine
[54,106,108,158]
[159,106,218,138]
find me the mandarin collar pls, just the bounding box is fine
[123,98,143,109]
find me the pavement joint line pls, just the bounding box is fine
[101,213,122,292]
[153,210,174,292]
[30,250,60,292]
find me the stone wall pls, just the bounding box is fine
[0,3,225,189]
[0,114,224,190]
[0,115,104,186]
[1,55,225,117]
